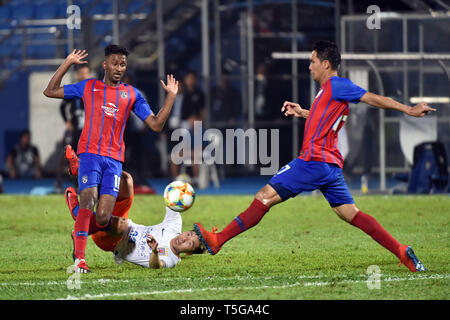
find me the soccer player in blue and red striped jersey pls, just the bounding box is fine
[44,45,179,272]
[194,40,436,272]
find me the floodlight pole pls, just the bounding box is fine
[201,0,211,128]
[112,0,119,45]
[247,0,255,129]
[67,0,74,82]
[291,0,299,158]
[156,0,165,111]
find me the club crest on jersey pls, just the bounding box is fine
[120,90,128,99]
[101,102,118,117]
[157,247,168,256]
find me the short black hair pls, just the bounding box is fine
[20,129,30,138]
[191,230,206,254]
[104,44,129,57]
[312,40,341,70]
[184,70,198,78]
[192,244,206,255]
[75,64,90,71]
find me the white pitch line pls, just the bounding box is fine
[58,274,450,300]
[1,274,324,287]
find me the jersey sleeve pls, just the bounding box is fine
[331,77,367,104]
[132,88,153,122]
[63,79,90,99]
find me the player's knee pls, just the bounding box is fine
[255,185,280,208]
[80,188,97,210]
[333,204,358,223]
[96,213,109,226]
[119,171,134,199]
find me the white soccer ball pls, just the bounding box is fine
[163,180,195,212]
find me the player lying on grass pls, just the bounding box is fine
[64,148,205,271]
[44,45,179,273]
[194,40,435,273]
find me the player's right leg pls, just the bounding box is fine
[194,159,310,255]
[195,184,279,255]
[72,153,103,273]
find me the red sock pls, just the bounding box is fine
[351,210,401,259]
[88,212,111,235]
[73,208,92,260]
[217,199,269,247]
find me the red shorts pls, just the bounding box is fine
[91,194,134,252]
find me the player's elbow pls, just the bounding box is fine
[144,116,164,133]
[148,121,163,133]
[43,88,56,98]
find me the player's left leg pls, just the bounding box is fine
[92,156,123,230]
[333,204,426,272]
[321,165,426,272]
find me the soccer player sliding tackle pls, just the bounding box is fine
[194,40,435,272]
[64,159,205,269]
[44,46,179,272]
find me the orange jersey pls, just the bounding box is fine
[91,194,134,252]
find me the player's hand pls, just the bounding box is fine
[407,102,437,117]
[66,49,88,65]
[160,74,179,95]
[146,234,158,253]
[281,101,309,118]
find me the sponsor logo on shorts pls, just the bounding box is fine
[82,176,88,184]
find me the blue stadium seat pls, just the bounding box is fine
[35,44,57,58]
[128,0,153,14]
[32,33,55,41]
[25,44,38,58]
[0,43,13,57]
[0,6,11,24]
[34,4,59,19]
[95,20,112,36]
[91,1,112,15]
[10,4,34,22]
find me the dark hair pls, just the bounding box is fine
[104,44,129,57]
[192,244,206,255]
[76,64,90,71]
[191,230,206,254]
[312,40,341,70]
[20,129,30,138]
[184,70,198,78]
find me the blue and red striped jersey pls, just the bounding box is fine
[64,79,153,162]
[299,76,366,168]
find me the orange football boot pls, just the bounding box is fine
[193,223,221,255]
[65,144,79,176]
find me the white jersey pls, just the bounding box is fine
[113,208,182,268]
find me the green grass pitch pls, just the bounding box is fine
[0,194,449,300]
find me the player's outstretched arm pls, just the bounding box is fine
[43,49,88,99]
[360,92,436,117]
[281,101,309,119]
[144,74,178,132]
[147,234,165,269]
